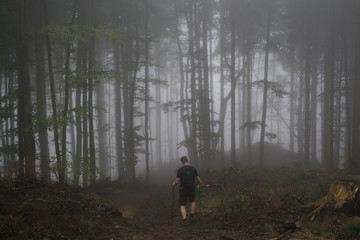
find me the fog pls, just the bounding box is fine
[0,0,359,185]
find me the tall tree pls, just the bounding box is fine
[43,0,62,181]
[352,0,360,168]
[259,0,272,168]
[144,0,150,183]
[34,0,50,180]
[230,0,236,165]
[16,0,36,178]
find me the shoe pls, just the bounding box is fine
[182,218,188,226]
[189,214,194,223]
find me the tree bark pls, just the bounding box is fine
[17,0,36,179]
[230,0,236,165]
[43,0,62,181]
[34,0,50,181]
[259,0,272,168]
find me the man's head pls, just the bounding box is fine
[180,156,188,164]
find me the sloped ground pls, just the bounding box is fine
[0,179,136,240]
[0,168,357,239]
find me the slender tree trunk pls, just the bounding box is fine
[219,2,225,163]
[187,0,198,165]
[82,53,89,187]
[289,45,295,153]
[9,73,16,178]
[323,0,335,169]
[297,68,304,155]
[230,0,236,164]
[259,0,272,168]
[114,41,124,179]
[304,36,311,168]
[175,1,190,158]
[144,0,150,183]
[34,0,50,181]
[73,46,83,186]
[352,1,360,169]
[201,0,211,167]
[17,0,36,179]
[342,9,352,168]
[43,0,62,181]
[310,39,319,164]
[60,0,78,183]
[246,26,253,166]
[88,0,96,185]
[96,59,107,180]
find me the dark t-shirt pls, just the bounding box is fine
[176,165,199,189]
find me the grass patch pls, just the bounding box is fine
[338,222,360,239]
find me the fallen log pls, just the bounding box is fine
[306,176,360,222]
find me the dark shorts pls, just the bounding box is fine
[179,186,196,206]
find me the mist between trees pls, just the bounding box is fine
[0,0,359,186]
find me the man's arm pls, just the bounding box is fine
[172,178,180,187]
[196,176,203,185]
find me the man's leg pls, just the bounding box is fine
[180,205,187,220]
[190,201,196,215]
[179,189,188,224]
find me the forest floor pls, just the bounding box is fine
[1,167,360,240]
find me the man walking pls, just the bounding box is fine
[172,156,203,225]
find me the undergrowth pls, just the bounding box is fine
[338,222,360,240]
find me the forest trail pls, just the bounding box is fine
[1,170,349,240]
[99,183,247,240]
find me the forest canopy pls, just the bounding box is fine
[0,0,359,186]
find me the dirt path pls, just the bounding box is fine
[99,184,257,240]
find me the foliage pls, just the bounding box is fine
[0,105,14,123]
[42,24,124,43]
[265,131,277,141]
[337,222,360,240]
[177,138,192,149]
[66,69,122,88]
[162,99,192,113]
[0,144,18,154]
[41,106,98,132]
[241,121,262,130]
[251,80,288,98]
[150,78,168,86]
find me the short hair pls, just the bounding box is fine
[180,156,188,163]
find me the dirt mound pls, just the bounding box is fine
[0,179,135,240]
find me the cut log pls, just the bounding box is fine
[307,177,360,222]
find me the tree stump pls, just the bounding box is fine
[307,176,360,222]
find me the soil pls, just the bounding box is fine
[0,168,357,240]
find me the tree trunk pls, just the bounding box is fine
[246,22,253,166]
[259,0,272,168]
[144,0,150,183]
[289,45,295,153]
[175,1,190,161]
[187,0,198,165]
[304,35,311,168]
[82,52,89,187]
[43,0,62,181]
[201,0,211,167]
[60,0,78,183]
[230,0,236,165]
[17,0,36,179]
[352,1,360,168]
[307,177,360,222]
[310,37,319,164]
[88,0,96,185]
[114,42,124,180]
[323,0,335,169]
[34,0,50,181]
